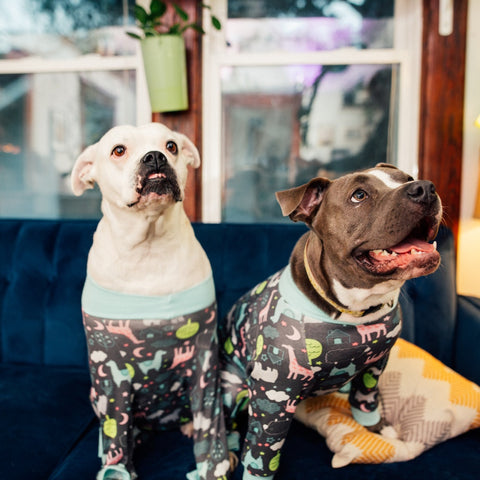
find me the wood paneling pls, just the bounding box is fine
[419,1,468,243]
[151,0,203,221]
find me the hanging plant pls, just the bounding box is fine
[126,1,221,113]
[127,0,222,39]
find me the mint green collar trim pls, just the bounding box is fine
[82,273,215,320]
[279,265,397,325]
[279,265,334,322]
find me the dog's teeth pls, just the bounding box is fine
[372,249,397,258]
[411,249,419,255]
[433,241,437,251]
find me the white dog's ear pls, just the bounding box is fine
[71,144,97,196]
[180,134,200,168]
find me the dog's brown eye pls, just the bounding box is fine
[166,141,178,155]
[112,145,126,157]
[351,189,368,203]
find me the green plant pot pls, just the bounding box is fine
[141,35,188,113]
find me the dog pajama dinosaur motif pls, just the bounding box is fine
[82,274,230,480]
[219,266,401,480]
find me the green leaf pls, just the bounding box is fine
[126,31,143,40]
[150,0,166,19]
[211,15,222,31]
[186,23,205,35]
[173,4,189,22]
[144,26,158,36]
[134,5,149,25]
[169,24,181,35]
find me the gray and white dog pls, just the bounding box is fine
[219,164,442,480]
[71,123,230,480]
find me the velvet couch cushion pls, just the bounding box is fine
[0,220,92,367]
[0,220,478,480]
[456,296,480,385]
[49,410,480,480]
[0,364,93,479]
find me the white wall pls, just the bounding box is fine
[461,0,480,219]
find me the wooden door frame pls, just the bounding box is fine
[151,0,203,221]
[419,0,468,244]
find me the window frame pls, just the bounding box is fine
[201,0,422,223]
[0,53,151,125]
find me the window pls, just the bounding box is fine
[202,0,422,223]
[0,0,150,219]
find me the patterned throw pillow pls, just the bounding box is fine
[295,338,480,467]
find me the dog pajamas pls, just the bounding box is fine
[219,266,401,480]
[82,274,230,480]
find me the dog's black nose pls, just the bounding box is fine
[407,180,437,204]
[142,151,167,169]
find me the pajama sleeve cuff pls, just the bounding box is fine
[96,464,131,480]
[351,406,381,427]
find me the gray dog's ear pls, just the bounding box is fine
[276,177,330,223]
[180,134,200,168]
[71,144,97,196]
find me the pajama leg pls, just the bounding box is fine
[349,353,390,427]
[240,376,304,480]
[172,305,232,480]
[84,313,137,479]
[219,300,250,430]
[190,345,231,479]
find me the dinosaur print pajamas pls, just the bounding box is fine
[219,266,401,480]
[82,274,230,480]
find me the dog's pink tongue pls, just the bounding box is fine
[389,238,435,254]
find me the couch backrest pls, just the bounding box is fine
[0,220,456,368]
[0,220,94,367]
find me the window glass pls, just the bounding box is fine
[226,0,394,53]
[222,64,398,222]
[0,70,136,219]
[0,0,137,219]
[1,0,135,59]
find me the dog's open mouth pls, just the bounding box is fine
[128,168,182,208]
[354,217,441,276]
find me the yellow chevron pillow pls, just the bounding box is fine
[295,338,480,468]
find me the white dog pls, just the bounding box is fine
[71,123,230,480]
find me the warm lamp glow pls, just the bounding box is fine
[458,219,480,297]
[476,114,480,128]
[476,167,480,218]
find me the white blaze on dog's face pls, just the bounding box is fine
[71,123,200,211]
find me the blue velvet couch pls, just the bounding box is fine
[1,219,479,480]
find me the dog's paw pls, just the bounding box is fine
[379,424,399,439]
[180,421,194,438]
[365,418,387,434]
[365,419,398,438]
